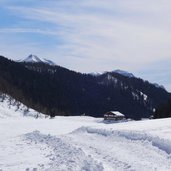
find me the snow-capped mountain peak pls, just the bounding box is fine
[113,69,135,78]
[23,54,42,63]
[18,54,56,66]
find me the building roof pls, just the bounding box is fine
[106,111,125,117]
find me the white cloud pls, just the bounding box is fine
[1,0,171,90]
[7,1,171,62]
[0,28,58,35]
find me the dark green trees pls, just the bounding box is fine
[0,55,170,119]
[154,99,171,118]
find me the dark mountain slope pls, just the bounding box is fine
[154,99,171,118]
[0,55,170,119]
[94,72,170,118]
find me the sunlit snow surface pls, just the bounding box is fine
[0,106,171,170]
[0,95,48,119]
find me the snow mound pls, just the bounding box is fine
[73,127,171,155]
[69,126,171,171]
[24,131,104,171]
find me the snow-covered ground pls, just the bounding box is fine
[0,95,171,170]
[0,94,48,119]
[0,115,171,171]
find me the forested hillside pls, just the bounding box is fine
[154,99,171,118]
[0,55,170,119]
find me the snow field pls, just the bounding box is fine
[0,95,48,119]
[24,131,103,171]
[73,126,171,154]
[68,127,171,170]
[0,114,171,170]
[0,136,49,171]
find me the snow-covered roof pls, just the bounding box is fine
[107,111,125,117]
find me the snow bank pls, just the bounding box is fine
[0,113,171,170]
[69,126,171,171]
[73,127,171,155]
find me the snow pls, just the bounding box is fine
[0,94,48,119]
[113,69,135,78]
[153,83,166,90]
[132,91,148,101]
[107,74,118,83]
[132,92,139,100]
[68,127,171,171]
[108,111,125,117]
[41,58,56,66]
[0,100,171,170]
[20,54,42,63]
[18,54,56,66]
[98,73,118,86]
[140,91,148,101]
[24,130,103,171]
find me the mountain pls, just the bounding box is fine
[0,55,170,119]
[18,54,56,66]
[110,70,165,90]
[112,69,135,78]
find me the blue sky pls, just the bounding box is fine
[0,0,171,91]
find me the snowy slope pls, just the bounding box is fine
[111,70,166,90]
[0,94,48,118]
[18,54,56,66]
[0,115,171,170]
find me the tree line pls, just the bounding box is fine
[0,55,170,119]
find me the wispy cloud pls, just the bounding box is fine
[1,0,171,90]
[0,28,59,35]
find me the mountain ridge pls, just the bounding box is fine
[17,55,166,90]
[0,55,170,119]
[17,54,56,66]
[112,69,135,78]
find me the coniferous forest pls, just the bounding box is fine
[154,99,171,118]
[0,55,170,119]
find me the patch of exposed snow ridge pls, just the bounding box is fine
[140,91,148,101]
[18,54,56,66]
[113,69,135,78]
